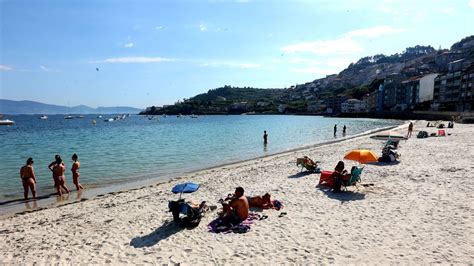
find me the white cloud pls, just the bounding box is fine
[0,65,13,71]
[326,57,353,69]
[39,65,52,72]
[282,37,362,56]
[155,26,163,30]
[91,57,175,64]
[201,61,260,69]
[124,42,134,48]
[199,22,207,32]
[344,25,406,38]
[469,0,474,8]
[441,7,455,15]
[288,57,320,65]
[197,21,221,32]
[291,66,338,76]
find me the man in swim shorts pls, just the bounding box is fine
[219,187,249,226]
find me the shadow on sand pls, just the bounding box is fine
[316,185,366,203]
[130,221,184,248]
[288,171,313,179]
[367,161,401,167]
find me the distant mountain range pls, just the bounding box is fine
[0,99,143,115]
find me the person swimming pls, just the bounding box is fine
[20,158,37,200]
[52,156,70,196]
[71,153,83,190]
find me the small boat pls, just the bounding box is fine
[39,115,48,120]
[76,115,85,118]
[64,115,74,119]
[0,119,15,126]
[104,118,114,122]
[97,115,103,118]
[191,114,198,118]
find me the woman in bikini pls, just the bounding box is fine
[71,153,83,190]
[48,154,61,189]
[52,157,70,196]
[20,158,37,200]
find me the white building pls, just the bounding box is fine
[418,73,438,103]
[341,99,367,113]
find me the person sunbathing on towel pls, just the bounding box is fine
[247,193,273,208]
[219,187,249,226]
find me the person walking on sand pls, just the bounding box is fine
[71,153,83,190]
[343,125,347,136]
[408,122,414,138]
[334,124,337,136]
[263,130,268,144]
[52,156,70,196]
[20,158,37,200]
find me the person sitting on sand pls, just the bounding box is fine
[219,187,249,226]
[20,158,37,200]
[52,157,70,196]
[71,153,83,190]
[247,193,273,208]
[332,161,351,192]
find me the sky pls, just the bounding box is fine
[1,0,473,109]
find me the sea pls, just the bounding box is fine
[0,114,402,214]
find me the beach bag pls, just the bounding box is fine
[417,131,428,138]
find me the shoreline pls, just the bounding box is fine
[1,120,472,264]
[0,123,404,218]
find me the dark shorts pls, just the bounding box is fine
[221,210,243,227]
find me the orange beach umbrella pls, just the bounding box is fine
[344,149,378,164]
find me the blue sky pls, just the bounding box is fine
[1,0,473,108]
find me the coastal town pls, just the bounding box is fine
[143,36,474,121]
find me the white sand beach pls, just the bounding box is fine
[1,121,473,264]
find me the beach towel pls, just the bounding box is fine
[208,213,260,234]
[261,200,283,211]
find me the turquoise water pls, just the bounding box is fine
[0,115,401,204]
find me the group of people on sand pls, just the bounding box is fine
[217,187,274,227]
[20,154,83,200]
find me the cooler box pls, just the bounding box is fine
[319,170,335,187]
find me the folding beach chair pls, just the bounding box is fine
[342,166,364,190]
[296,157,321,173]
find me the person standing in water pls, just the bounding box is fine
[334,124,337,136]
[263,130,268,144]
[71,153,83,190]
[48,154,62,188]
[20,158,37,200]
[52,156,70,196]
[343,125,347,136]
